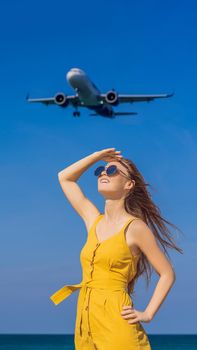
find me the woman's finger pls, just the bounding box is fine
[121,308,135,315]
[103,148,121,153]
[121,310,135,315]
[122,313,136,320]
[103,148,116,152]
[128,318,139,324]
[121,305,133,311]
[121,311,136,317]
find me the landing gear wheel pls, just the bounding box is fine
[73,111,80,117]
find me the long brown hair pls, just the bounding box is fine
[118,157,184,296]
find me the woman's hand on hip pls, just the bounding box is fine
[120,305,152,324]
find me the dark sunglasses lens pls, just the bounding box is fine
[94,166,105,176]
[106,165,117,175]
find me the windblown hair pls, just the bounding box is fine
[118,157,183,297]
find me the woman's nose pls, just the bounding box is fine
[100,169,107,177]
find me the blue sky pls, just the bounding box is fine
[0,0,196,335]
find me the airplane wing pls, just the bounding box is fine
[26,94,80,106]
[27,97,56,105]
[100,92,174,103]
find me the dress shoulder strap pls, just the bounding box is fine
[88,213,103,235]
[120,217,141,233]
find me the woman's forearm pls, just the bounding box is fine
[58,152,99,182]
[144,272,176,320]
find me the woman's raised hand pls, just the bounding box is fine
[94,148,123,162]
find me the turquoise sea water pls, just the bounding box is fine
[0,334,196,350]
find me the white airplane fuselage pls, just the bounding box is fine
[66,68,112,115]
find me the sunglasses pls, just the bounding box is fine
[94,164,133,180]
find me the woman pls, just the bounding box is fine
[50,147,183,350]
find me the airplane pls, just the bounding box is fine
[26,67,174,119]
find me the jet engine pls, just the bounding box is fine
[54,93,69,107]
[105,90,119,106]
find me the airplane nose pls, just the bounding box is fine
[66,70,72,83]
[66,68,85,83]
[66,71,78,86]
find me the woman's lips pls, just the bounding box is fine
[100,177,110,183]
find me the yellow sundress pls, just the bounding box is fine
[50,213,152,350]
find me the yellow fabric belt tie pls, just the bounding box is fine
[50,279,128,306]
